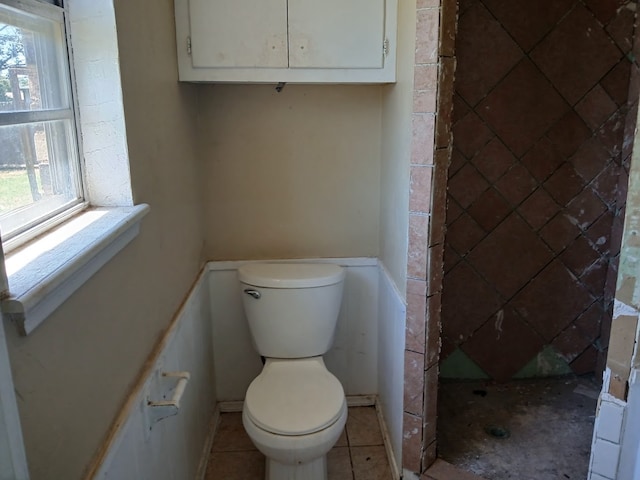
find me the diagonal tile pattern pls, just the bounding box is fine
[530,4,623,106]
[442,0,638,381]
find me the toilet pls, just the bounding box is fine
[238,262,347,480]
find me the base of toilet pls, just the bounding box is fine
[243,401,347,480]
[267,456,328,480]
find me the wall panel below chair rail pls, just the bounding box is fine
[207,258,381,401]
[89,258,408,478]
[90,271,216,480]
[377,263,406,472]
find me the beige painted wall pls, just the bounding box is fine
[4,1,204,478]
[199,84,382,260]
[379,0,417,298]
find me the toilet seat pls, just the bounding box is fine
[244,357,345,436]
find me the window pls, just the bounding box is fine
[0,0,146,336]
[0,0,83,250]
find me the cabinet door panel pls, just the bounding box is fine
[288,0,385,69]
[189,0,288,68]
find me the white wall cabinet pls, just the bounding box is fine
[174,0,397,83]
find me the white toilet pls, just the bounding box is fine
[238,262,347,480]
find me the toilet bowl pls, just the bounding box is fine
[238,263,347,480]
[243,357,347,478]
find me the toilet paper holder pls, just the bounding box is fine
[144,371,191,432]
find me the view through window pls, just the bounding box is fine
[0,0,82,246]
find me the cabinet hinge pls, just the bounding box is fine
[187,36,192,55]
[383,38,390,57]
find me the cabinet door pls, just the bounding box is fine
[189,0,288,68]
[288,0,385,69]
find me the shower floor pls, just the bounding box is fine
[437,376,599,480]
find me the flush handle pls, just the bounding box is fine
[244,289,261,299]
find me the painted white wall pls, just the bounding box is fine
[377,263,406,470]
[88,259,404,478]
[197,84,382,261]
[0,241,29,480]
[379,0,417,299]
[93,273,216,480]
[70,0,132,206]
[209,258,379,401]
[4,0,204,478]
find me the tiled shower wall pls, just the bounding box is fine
[441,0,638,382]
[402,0,457,476]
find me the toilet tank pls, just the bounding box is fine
[238,263,346,359]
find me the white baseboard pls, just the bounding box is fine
[195,407,220,480]
[376,398,401,480]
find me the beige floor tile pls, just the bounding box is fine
[351,445,392,480]
[328,447,354,480]
[206,408,391,480]
[211,412,256,452]
[335,428,348,447]
[205,450,265,480]
[346,407,384,446]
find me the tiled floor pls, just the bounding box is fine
[204,406,393,480]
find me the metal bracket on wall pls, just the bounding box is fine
[143,371,191,437]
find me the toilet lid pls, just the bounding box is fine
[244,359,345,436]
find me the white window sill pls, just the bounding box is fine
[1,204,150,336]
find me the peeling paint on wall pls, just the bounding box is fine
[613,299,639,320]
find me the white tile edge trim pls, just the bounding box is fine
[2,205,149,335]
[207,257,379,271]
[83,265,208,480]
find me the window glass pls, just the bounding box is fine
[0,0,82,244]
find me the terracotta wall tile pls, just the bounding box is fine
[407,293,427,354]
[415,64,439,90]
[426,293,442,367]
[403,413,423,474]
[414,89,438,114]
[404,351,426,415]
[442,0,632,383]
[417,0,441,8]
[411,114,436,165]
[410,166,434,213]
[530,4,622,105]
[429,149,449,247]
[436,57,456,148]
[428,243,445,296]
[482,0,574,52]
[408,279,428,297]
[415,8,441,65]
[422,441,438,473]
[439,0,458,57]
[408,214,430,279]
[455,2,522,106]
[422,364,439,443]
[576,85,618,131]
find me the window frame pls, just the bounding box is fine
[0,0,146,336]
[0,0,87,252]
